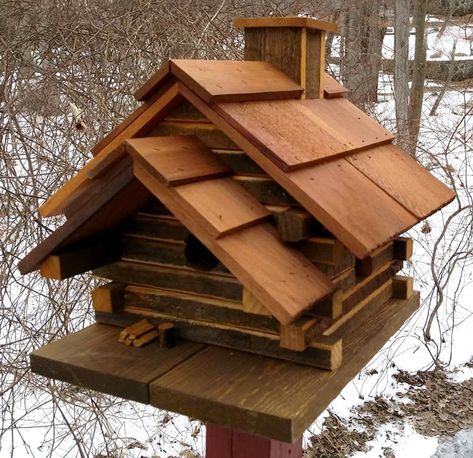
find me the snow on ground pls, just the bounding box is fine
[383,25,473,60]
[352,424,439,458]
[2,23,472,458]
[302,66,473,456]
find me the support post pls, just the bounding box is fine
[206,423,303,458]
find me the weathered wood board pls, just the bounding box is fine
[30,324,204,403]
[170,59,303,103]
[215,97,394,171]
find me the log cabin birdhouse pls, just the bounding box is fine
[21,17,455,444]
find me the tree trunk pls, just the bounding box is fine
[341,0,386,106]
[407,0,428,157]
[394,0,410,151]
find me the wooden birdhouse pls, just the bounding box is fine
[21,16,454,451]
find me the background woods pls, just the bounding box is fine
[0,0,471,456]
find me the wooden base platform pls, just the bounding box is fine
[30,292,420,442]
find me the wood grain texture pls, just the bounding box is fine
[273,207,319,242]
[322,280,394,336]
[134,163,334,324]
[305,29,325,99]
[30,323,204,404]
[151,121,240,150]
[127,135,270,238]
[149,292,419,442]
[19,177,152,275]
[213,149,265,176]
[126,136,232,186]
[93,71,176,156]
[39,233,120,280]
[39,83,182,217]
[92,282,125,313]
[288,160,418,258]
[124,285,279,332]
[356,241,395,277]
[94,260,243,301]
[347,144,456,218]
[324,74,349,98]
[234,175,297,206]
[30,292,419,442]
[179,83,417,258]
[173,178,271,238]
[170,59,303,103]
[97,308,341,370]
[120,235,229,274]
[243,27,302,88]
[215,97,394,171]
[216,224,335,324]
[392,275,414,300]
[233,16,338,33]
[280,315,332,352]
[356,237,411,277]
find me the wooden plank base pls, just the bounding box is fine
[206,423,303,457]
[30,324,204,403]
[30,292,420,442]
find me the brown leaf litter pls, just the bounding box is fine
[305,364,473,457]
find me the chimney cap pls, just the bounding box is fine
[233,16,338,33]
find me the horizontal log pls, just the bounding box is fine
[150,121,240,149]
[120,232,352,278]
[305,261,402,319]
[356,238,411,277]
[39,233,121,280]
[122,215,190,241]
[212,149,266,176]
[297,236,354,266]
[234,175,298,206]
[93,261,243,301]
[331,267,356,290]
[343,261,403,314]
[121,234,230,274]
[273,207,323,242]
[123,285,279,332]
[322,279,394,338]
[95,309,342,370]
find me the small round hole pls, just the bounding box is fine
[184,234,219,271]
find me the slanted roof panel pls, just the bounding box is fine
[39,83,182,218]
[346,144,456,219]
[170,59,303,103]
[323,75,349,99]
[125,136,232,186]
[130,138,334,324]
[288,159,418,256]
[215,97,394,171]
[180,83,424,258]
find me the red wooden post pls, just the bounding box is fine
[206,423,303,458]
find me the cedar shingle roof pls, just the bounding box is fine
[19,58,455,322]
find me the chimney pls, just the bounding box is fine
[233,17,337,99]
